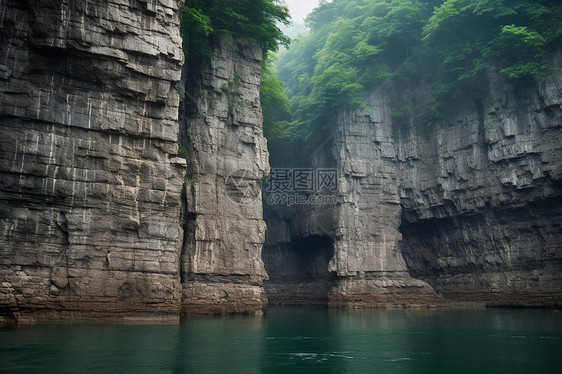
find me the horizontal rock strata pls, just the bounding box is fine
[179,35,269,314]
[0,0,185,323]
[263,93,445,308]
[264,67,561,308]
[398,72,562,307]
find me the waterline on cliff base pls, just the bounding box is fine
[1,307,561,373]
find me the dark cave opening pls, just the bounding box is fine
[262,234,336,305]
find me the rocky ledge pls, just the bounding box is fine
[398,66,562,308]
[263,92,446,308]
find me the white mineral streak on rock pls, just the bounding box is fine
[0,0,186,322]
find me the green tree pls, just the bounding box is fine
[181,0,291,62]
[273,0,561,162]
[420,0,561,120]
[277,0,434,157]
[180,1,291,163]
[261,53,292,165]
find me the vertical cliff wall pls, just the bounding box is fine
[398,72,562,307]
[327,94,444,306]
[0,0,185,322]
[179,35,269,314]
[263,199,339,305]
[264,61,562,308]
[263,93,443,307]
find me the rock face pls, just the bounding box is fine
[0,0,185,322]
[398,74,562,307]
[1,0,559,320]
[179,35,269,314]
[263,93,444,307]
[264,63,562,308]
[0,0,271,321]
[327,94,443,307]
[262,208,339,305]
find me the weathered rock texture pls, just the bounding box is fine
[326,94,444,307]
[262,216,337,306]
[263,93,445,308]
[398,72,562,307]
[0,0,186,322]
[264,61,562,308]
[179,35,269,314]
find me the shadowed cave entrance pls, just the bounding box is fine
[262,235,336,305]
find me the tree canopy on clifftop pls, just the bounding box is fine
[180,0,291,61]
[267,0,562,164]
[179,0,292,163]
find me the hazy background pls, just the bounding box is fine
[280,0,321,39]
[284,0,320,22]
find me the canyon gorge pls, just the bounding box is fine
[0,0,560,323]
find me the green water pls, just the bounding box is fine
[1,307,561,373]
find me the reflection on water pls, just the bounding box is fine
[1,307,561,373]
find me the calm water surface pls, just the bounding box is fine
[1,307,561,373]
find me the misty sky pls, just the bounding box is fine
[284,0,320,23]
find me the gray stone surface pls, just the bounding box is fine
[264,59,562,308]
[0,0,185,322]
[327,93,445,306]
[1,0,559,319]
[179,35,269,314]
[263,93,445,307]
[398,68,562,307]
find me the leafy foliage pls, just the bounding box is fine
[422,0,561,109]
[181,0,291,62]
[271,0,561,163]
[261,55,291,140]
[276,0,436,157]
[260,54,294,166]
[178,144,191,160]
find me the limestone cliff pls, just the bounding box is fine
[0,0,185,322]
[0,0,271,321]
[398,72,562,307]
[263,93,444,307]
[1,0,559,321]
[263,61,562,308]
[179,35,269,314]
